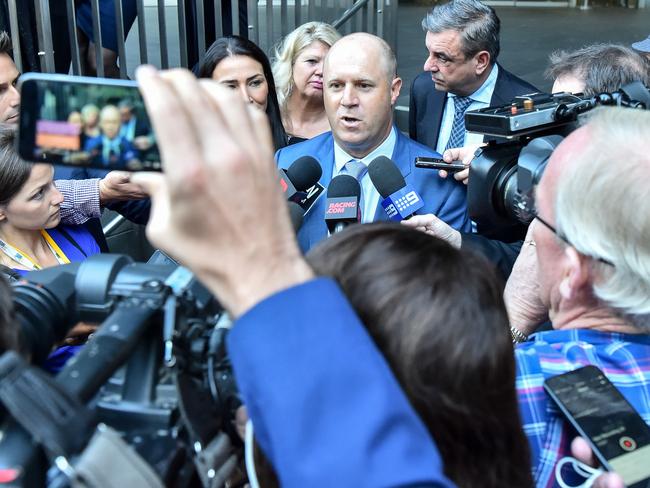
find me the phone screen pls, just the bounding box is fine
[18,74,161,171]
[544,366,650,487]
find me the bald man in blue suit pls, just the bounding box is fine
[276,33,470,252]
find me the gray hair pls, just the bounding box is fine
[421,0,500,63]
[546,44,650,96]
[555,107,650,332]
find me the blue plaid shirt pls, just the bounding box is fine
[515,329,650,487]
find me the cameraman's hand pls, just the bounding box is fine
[99,171,148,204]
[131,67,313,318]
[401,214,461,248]
[504,222,548,336]
[439,143,484,185]
[571,437,625,488]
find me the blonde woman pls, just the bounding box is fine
[273,22,340,144]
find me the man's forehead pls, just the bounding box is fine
[425,29,462,52]
[0,53,19,83]
[325,62,376,80]
[101,110,120,120]
[325,46,383,80]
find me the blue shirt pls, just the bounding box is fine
[332,127,397,223]
[435,64,499,154]
[515,329,650,487]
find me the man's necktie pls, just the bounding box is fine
[343,159,368,181]
[444,96,473,152]
[342,159,367,220]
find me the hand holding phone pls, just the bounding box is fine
[18,73,161,171]
[544,366,650,488]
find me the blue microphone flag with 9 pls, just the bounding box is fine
[381,186,424,221]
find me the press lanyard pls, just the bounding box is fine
[0,230,71,271]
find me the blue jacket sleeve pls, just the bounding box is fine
[227,278,454,488]
[436,183,471,233]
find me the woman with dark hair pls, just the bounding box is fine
[0,128,100,277]
[302,223,534,488]
[198,36,287,150]
[0,125,100,371]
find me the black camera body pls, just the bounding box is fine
[464,81,650,231]
[0,253,240,486]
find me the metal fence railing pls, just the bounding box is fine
[4,0,399,78]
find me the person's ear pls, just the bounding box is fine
[558,247,589,301]
[0,207,6,223]
[390,76,402,105]
[474,51,491,76]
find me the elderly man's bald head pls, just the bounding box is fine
[326,33,397,84]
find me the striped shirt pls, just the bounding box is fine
[515,329,650,487]
[55,178,102,225]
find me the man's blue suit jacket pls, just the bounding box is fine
[276,130,471,252]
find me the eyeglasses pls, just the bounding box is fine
[532,211,614,267]
[532,211,569,245]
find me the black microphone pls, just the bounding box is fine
[368,156,424,221]
[287,201,305,233]
[324,175,361,234]
[279,156,322,204]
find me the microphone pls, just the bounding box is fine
[368,156,424,221]
[286,201,305,233]
[324,175,361,234]
[279,156,322,204]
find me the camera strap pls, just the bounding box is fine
[0,351,96,461]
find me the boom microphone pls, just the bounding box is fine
[368,156,424,221]
[324,175,361,234]
[279,156,323,203]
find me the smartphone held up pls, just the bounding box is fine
[544,365,650,488]
[17,73,161,171]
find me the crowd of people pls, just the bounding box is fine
[34,93,156,171]
[0,0,649,486]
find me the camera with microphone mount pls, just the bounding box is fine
[464,81,650,237]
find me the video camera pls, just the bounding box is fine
[0,253,240,487]
[464,81,650,236]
